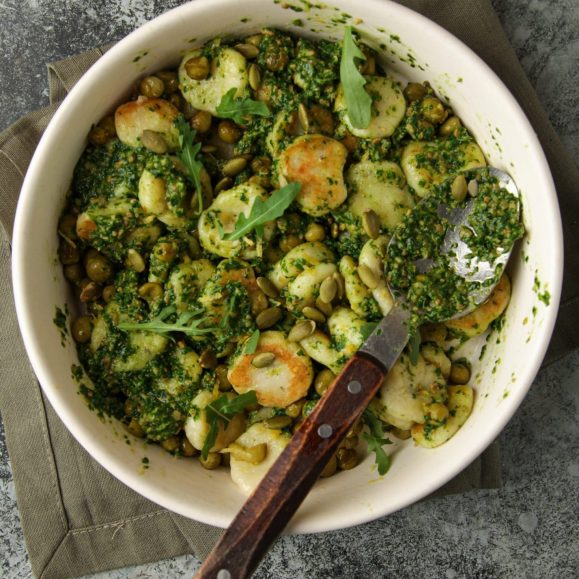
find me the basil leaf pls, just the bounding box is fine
[216,88,271,125]
[176,117,205,213]
[220,182,301,241]
[362,409,392,476]
[340,26,372,129]
[202,391,258,459]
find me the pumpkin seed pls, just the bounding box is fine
[252,352,276,368]
[223,442,267,464]
[265,415,292,429]
[358,264,379,289]
[298,103,309,133]
[201,144,218,154]
[467,179,479,197]
[246,34,263,47]
[439,115,461,137]
[315,297,333,317]
[222,157,248,177]
[332,272,345,300]
[288,320,316,342]
[140,130,168,154]
[302,306,326,323]
[451,175,467,202]
[200,348,218,369]
[362,209,380,239]
[79,280,101,302]
[450,362,471,385]
[215,364,232,391]
[256,306,282,329]
[235,43,259,59]
[319,277,337,304]
[256,276,279,298]
[215,176,233,194]
[248,63,262,90]
[125,248,146,273]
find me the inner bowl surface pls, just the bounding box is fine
[12,0,562,533]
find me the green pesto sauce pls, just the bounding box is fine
[63,25,512,467]
[53,305,68,345]
[532,272,551,306]
[463,171,524,263]
[387,169,523,328]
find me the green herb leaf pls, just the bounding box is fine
[216,88,271,125]
[340,26,372,129]
[220,182,301,241]
[244,329,261,354]
[360,321,378,341]
[118,305,215,337]
[176,117,205,214]
[362,409,392,476]
[202,391,258,458]
[408,328,421,365]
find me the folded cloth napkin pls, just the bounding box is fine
[0,1,577,577]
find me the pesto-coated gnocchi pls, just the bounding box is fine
[62,27,516,494]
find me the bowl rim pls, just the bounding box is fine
[11,0,563,533]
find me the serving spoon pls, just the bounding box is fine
[196,167,520,579]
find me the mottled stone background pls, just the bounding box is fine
[0,1,577,578]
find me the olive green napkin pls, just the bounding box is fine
[0,1,577,577]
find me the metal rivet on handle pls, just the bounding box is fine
[217,570,232,579]
[317,424,333,439]
[347,380,362,394]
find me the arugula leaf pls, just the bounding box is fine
[219,182,301,241]
[244,329,261,354]
[202,391,258,459]
[176,117,205,214]
[216,88,271,125]
[118,305,215,337]
[362,409,392,476]
[340,26,372,129]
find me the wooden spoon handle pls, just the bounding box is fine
[196,353,385,579]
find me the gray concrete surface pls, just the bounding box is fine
[1,1,578,577]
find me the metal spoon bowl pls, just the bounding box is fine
[386,166,521,322]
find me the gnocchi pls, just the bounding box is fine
[62,28,520,491]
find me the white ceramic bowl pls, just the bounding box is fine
[12,0,562,533]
